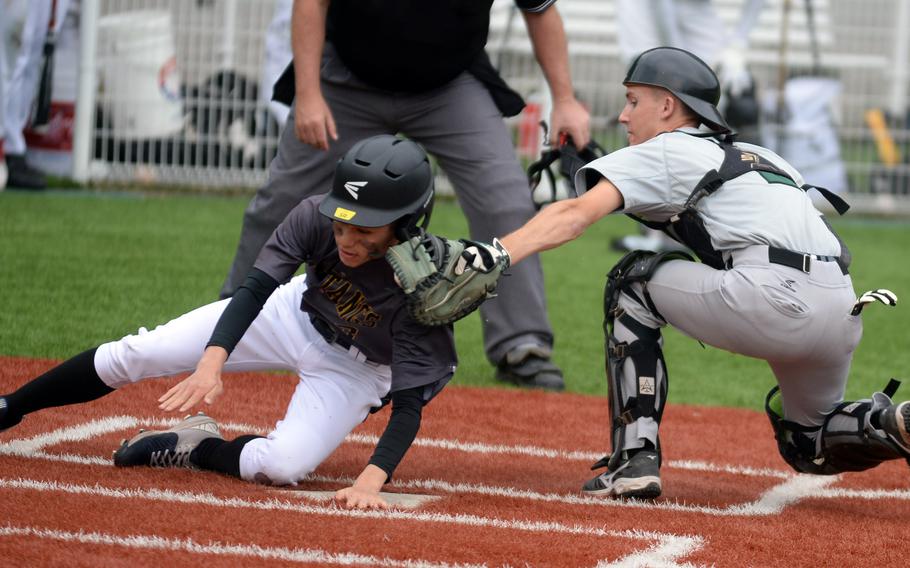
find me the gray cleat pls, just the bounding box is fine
[582,449,662,500]
[113,413,223,468]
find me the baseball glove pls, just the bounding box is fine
[386,231,510,326]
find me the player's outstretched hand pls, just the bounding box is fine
[334,486,389,510]
[158,347,227,412]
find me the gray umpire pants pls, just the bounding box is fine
[221,44,552,363]
[617,244,863,449]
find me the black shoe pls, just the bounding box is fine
[495,344,565,391]
[0,397,22,433]
[878,401,910,452]
[6,154,46,190]
[582,449,662,499]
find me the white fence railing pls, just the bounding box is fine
[60,0,910,213]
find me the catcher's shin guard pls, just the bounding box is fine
[596,250,683,471]
[600,313,669,471]
[765,380,910,475]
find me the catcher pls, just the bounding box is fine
[0,135,465,509]
[390,47,910,500]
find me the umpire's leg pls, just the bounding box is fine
[400,72,554,365]
[219,50,392,298]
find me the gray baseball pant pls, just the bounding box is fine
[617,244,862,449]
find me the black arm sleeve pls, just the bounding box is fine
[368,386,425,480]
[206,268,280,354]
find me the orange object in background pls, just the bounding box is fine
[865,108,901,166]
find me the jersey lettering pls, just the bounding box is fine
[319,273,382,329]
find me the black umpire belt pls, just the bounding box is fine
[768,247,848,275]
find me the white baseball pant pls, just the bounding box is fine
[94,275,392,485]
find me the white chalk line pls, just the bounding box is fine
[2,415,906,519]
[4,415,900,566]
[0,476,705,567]
[0,524,483,568]
[0,415,789,479]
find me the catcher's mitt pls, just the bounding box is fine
[385,231,510,326]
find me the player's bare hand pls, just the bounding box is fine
[549,97,591,148]
[159,347,227,412]
[294,91,338,151]
[333,486,389,510]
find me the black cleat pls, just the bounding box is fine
[582,449,662,500]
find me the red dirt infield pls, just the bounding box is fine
[1,356,908,567]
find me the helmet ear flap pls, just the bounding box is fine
[394,195,434,242]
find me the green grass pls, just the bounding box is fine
[2,189,909,410]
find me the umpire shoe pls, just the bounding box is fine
[878,401,910,452]
[582,449,662,500]
[113,413,223,469]
[496,343,565,391]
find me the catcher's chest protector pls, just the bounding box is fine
[628,136,850,270]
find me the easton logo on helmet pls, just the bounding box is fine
[344,181,368,199]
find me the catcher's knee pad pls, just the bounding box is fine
[604,249,695,323]
[765,383,910,475]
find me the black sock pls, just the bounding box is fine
[1,347,114,426]
[190,435,263,478]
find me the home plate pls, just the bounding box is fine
[274,490,441,509]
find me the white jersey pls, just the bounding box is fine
[575,128,842,257]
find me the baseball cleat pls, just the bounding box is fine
[878,401,910,451]
[582,449,662,500]
[113,413,223,469]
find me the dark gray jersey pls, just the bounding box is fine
[254,195,456,397]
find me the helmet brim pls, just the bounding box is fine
[625,79,732,134]
[318,193,400,227]
[676,92,732,134]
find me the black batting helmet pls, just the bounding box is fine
[319,135,435,239]
[624,46,731,134]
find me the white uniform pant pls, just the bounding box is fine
[94,275,392,485]
[619,245,862,448]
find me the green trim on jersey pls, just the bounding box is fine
[759,171,800,188]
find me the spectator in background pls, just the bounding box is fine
[0,0,71,190]
[220,0,591,391]
[612,0,766,253]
